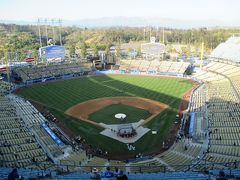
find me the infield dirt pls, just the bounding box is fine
[65,96,168,127]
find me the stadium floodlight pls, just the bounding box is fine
[45,18,49,44]
[162,28,165,44]
[149,26,152,42]
[143,28,146,42]
[58,19,63,46]
[51,19,55,45]
[37,18,63,47]
[200,42,204,69]
[37,18,42,47]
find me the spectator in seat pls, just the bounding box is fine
[114,167,120,177]
[116,170,128,180]
[102,166,114,179]
[8,168,22,180]
[90,168,100,179]
[216,170,228,180]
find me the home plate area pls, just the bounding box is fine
[99,119,150,144]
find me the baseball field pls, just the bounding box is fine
[18,74,194,158]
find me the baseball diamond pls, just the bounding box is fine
[18,74,195,158]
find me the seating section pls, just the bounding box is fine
[61,138,203,173]
[193,61,240,82]
[108,160,126,172]
[0,167,52,180]
[204,61,240,77]
[0,167,211,180]
[192,61,240,170]
[0,81,13,95]
[7,95,67,159]
[81,157,108,172]
[60,150,89,172]
[128,60,141,70]
[0,96,49,168]
[230,76,240,96]
[54,171,210,180]
[157,139,202,171]
[201,79,240,168]
[61,150,88,166]
[2,57,240,176]
[192,71,225,82]
[0,85,76,170]
[138,60,150,71]
[14,61,93,83]
[129,159,165,173]
[119,59,190,76]
[190,84,207,112]
[127,172,208,180]
[188,85,208,139]
[148,60,161,71]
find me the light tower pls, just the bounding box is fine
[58,19,63,46]
[51,19,55,45]
[37,18,42,47]
[37,18,63,47]
[45,18,49,44]
[143,28,146,42]
[200,42,204,69]
[162,28,165,44]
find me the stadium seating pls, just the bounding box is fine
[157,140,202,171]
[61,150,88,166]
[192,71,225,82]
[190,60,240,171]
[231,76,240,95]
[0,167,212,180]
[79,157,107,172]
[0,167,52,180]
[119,59,190,76]
[2,54,240,179]
[138,60,151,71]
[204,61,240,77]
[7,95,69,159]
[129,158,165,173]
[14,61,93,83]
[0,81,13,95]
[0,95,50,169]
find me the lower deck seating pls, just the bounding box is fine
[129,159,164,173]
[0,96,50,169]
[0,168,210,180]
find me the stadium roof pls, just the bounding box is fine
[210,37,240,63]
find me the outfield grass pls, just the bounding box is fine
[18,75,193,157]
[89,104,151,124]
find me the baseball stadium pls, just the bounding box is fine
[0,35,240,179]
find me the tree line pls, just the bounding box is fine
[0,23,239,62]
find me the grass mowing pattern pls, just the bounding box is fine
[89,104,151,124]
[18,75,193,156]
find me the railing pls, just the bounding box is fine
[1,160,240,174]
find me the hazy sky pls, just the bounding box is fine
[0,0,239,22]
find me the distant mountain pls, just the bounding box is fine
[1,17,240,28]
[0,19,36,26]
[64,17,240,28]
